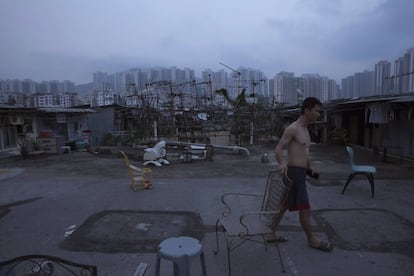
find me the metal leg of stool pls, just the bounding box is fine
[173,262,180,276]
[200,252,207,276]
[174,259,189,276]
[155,255,161,276]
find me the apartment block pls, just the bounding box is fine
[375,60,391,95]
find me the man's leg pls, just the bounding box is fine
[267,206,288,241]
[299,209,333,251]
[299,209,318,246]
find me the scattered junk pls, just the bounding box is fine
[133,262,148,276]
[261,153,269,163]
[135,223,152,232]
[142,141,171,167]
[138,139,250,167]
[64,224,77,238]
[165,141,250,163]
[181,146,193,163]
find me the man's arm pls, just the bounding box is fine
[275,126,295,175]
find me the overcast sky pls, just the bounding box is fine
[1,0,413,85]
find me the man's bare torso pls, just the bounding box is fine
[287,121,310,168]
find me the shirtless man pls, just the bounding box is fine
[267,97,333,252]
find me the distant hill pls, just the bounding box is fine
[76,82,94,96]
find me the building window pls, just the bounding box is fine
[24,118,33,133]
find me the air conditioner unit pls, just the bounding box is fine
[9,114,24,125]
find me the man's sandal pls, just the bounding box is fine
[310,240,333,252]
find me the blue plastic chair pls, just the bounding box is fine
[342,146,376,198]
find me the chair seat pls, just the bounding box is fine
[219,215,272,237]
[158,237,202,260]
[352,165,376,173]
[343,146,377,198]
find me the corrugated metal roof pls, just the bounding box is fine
[335,96,397,105]
[389,95,414,103]
[0,106,95,113]
[37,107,95,113]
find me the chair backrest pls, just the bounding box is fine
[0,254,97,276]
[120,150,130,166]
[346,146,356,168]
[261,171,291,212]
[120,151,134,179]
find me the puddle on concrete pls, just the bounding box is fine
[313,208,414,257]
[61,210,205,253]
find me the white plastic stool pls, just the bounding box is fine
[155,236,207,276]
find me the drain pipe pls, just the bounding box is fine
[165,141,250,156]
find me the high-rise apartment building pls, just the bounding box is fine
[273,72,296,105]
[22,79,37,94]
[341,76,354,99]
[201,69,227,106]
[328,79,339,100]
[341,47,414,98]
[238,67,267,98]
[301,74,323,100]
[38,81,49,93]
[374,60,391,95]
[93,71,109,91]
[60,80,75,93]
[59,93,76,107]
[0,79,23,93]
[34,93,57,107]
[342,70,375,99]
[94,90,118,106]
[393,57,404,94]
[268,78,275,100]
[396,47,414,93]
[408,48,414,93]
[132,70,149,91]
[49,80,59,94]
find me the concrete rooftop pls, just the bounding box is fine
[0,144,413,275]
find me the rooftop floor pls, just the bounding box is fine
[1,144,413,275]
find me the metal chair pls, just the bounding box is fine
[342,146,376,198]
[213,170,290,275]
[0,254,97,276]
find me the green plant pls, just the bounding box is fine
[17,135,32,157]
[32,140,42,151]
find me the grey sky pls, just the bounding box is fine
[1,0,413,85]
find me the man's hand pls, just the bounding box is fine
[307,168,320,179]
[277,163,288,176]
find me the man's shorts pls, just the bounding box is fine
[286,166,310,211]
